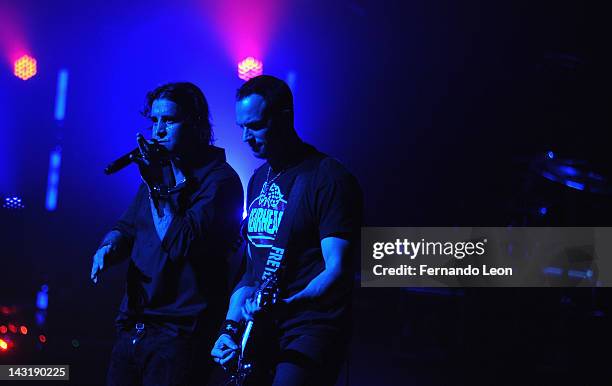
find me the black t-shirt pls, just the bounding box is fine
[238,143,362,335]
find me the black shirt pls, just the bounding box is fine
[107,146,243,335]
[238,143,362,335]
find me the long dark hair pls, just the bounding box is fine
[142,82,214,144]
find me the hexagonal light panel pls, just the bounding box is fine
[14,55,37,80]
[238,56,263,81]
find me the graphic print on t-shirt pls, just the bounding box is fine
[247,180,287,248]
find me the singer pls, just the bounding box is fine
[90,82,244,386]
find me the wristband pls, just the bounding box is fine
[218,319,241,341]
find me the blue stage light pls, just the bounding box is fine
[2,196,25,209]
[35,310,46,327]
[543,267,563,276]
[568,269,593,280]
[564,180,584,191]
[286,71,296,93]
[45,147,62,211]
[36,285,49,310]
[54,69,69,121]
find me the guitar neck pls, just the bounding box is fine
[241,320,254,356]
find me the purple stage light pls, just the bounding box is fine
[238,56,263,81]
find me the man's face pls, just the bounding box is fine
[236,94,276,159]
[149,98,192,155]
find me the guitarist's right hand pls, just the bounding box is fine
[211,334,239,366]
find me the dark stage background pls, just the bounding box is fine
[1,0,611,384]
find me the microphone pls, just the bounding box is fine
[104,147,141,175]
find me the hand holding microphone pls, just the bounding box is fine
[103,133,170,175]
[135,133,171,167]
[132,133,173,190]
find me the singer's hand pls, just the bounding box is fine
[90,244,113,284]
[133,133,168,189]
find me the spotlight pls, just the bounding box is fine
[35,310,47,327]
[2,196,25,210]
[14,55,37,80]
[45,148,62,211]
[568,269,593,279]
[54,69,69,121]
[0,339,8,351]
[36,285,49,310]
[238,56,263,81]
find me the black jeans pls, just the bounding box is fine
[107,324,213,386]
[243,329,349,386]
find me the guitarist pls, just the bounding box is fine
[211,75,362,385]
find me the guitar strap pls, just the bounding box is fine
[259,157,325,282]
[232,158,325,385]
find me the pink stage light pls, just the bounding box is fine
[14,54,37,80]
[206,1,285,62]
[0,2,29,67]
[238,56,263,81]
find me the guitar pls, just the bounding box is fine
[228,274,279,386]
